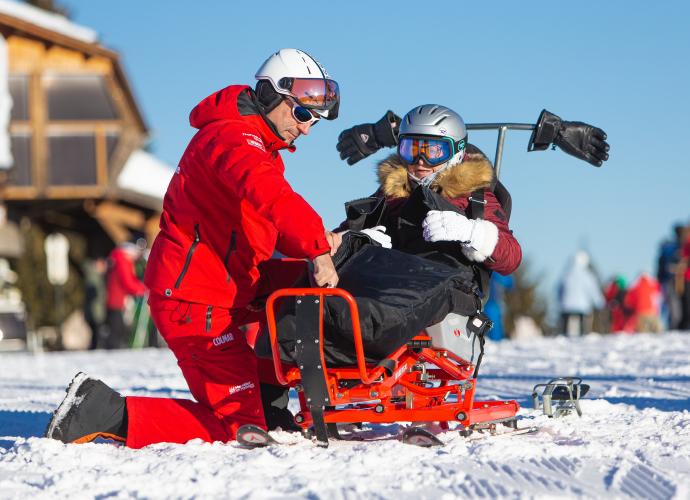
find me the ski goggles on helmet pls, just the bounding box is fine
[286,98,320,126]
[398,135,466,166]
[277,77,340,111]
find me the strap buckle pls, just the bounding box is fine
[468,197,487,205]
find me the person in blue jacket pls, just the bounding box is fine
[484,273,514,341]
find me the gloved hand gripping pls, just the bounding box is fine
[528,109,610,167]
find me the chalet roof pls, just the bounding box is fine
[0,0,147,132]
[0,0,97,43]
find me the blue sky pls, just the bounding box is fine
[63,0,690,310]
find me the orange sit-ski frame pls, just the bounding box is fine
[266,288,519,446]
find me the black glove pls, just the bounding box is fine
[528,109,610,167]
[336,110,401,165]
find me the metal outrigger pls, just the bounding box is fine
[465,123,536,179]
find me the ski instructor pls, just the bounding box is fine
[45,49,343,447]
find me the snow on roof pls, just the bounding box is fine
[0,0,98,44]
[117,149,174,201]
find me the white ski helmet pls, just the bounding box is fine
[398,105,468,185]
[255,48,339,120]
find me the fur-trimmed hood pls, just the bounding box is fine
[377,152,495,199]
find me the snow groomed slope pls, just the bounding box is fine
[1,333,689,499]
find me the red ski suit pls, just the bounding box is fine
[144,85,329,307]
[127,85,330,449]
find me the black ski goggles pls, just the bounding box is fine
[398,135,466,165]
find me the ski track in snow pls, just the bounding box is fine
[1,333,690,499]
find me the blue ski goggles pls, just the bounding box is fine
[398,135,466,165]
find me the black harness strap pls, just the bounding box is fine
[465,188,495,301]
[467,189,486,220]
[467,188,497,265]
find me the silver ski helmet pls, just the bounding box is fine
[398,105,467,167]
[255,48,340,120]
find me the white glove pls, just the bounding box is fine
[422,210,485,251]
[360,226,392,249]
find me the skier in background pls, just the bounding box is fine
[485,273,514,341]
[678,231,690,330]
[604,275,629,333]
[104,242,147,349]
[623,272,663,333]
[658,226,684,327]
[83,257,107,349]
[558,251,605,336]
[657,225,685,330]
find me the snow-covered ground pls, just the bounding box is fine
[1,332,690,499]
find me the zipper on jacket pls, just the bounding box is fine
[205,305,213,332]
[174,223,200,289]
[223,230,237,283]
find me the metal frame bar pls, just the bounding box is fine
[532,376,585,418]
[266,287,377,385]
[465,123,536,179]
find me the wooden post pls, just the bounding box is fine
[29,71,46,193]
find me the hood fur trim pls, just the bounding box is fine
[377,152,495,199]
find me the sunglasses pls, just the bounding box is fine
[286,98,320,126]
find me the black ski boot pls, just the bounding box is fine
[259,382,302,432]
[44,372,128,444]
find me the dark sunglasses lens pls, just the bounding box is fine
[293,105,314,123]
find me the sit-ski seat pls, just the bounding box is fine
[264,287,519,448]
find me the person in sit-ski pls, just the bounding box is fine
[335,104,522,280]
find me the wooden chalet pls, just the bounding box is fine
[0,3,168,257]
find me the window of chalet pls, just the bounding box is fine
[44,75,118,121]
[7,72,122,188]
[45,74,120,187]
[8,75,31,185]
[8,75,29,121]
[48,133,97,185]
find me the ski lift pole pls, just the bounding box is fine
[465,123,536,179]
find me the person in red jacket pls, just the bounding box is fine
[623,272,663,333]
[680,234,690,330]
[104,243,147,349]
[45,49,343,447]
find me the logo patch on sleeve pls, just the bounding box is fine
[246,139,266,152]
[493,208,506,221]
[243,133,266,152]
